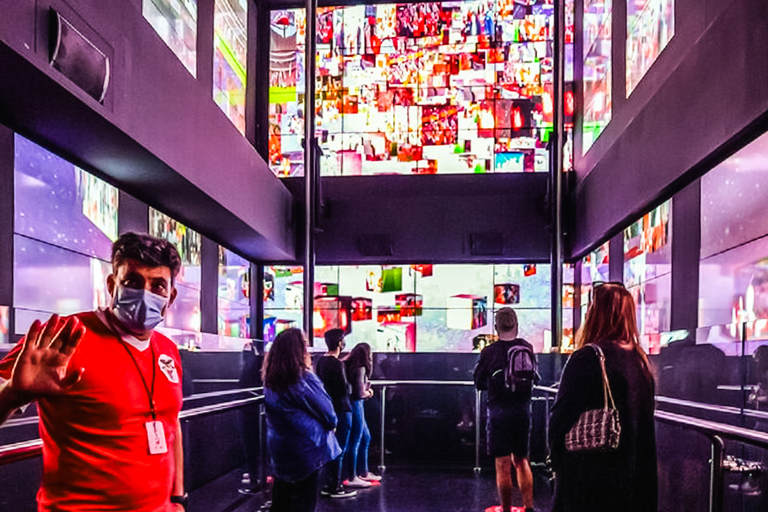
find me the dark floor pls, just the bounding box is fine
[194,466,553,512]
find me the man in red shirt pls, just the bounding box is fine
[0,232,187,511]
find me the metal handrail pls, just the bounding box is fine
[0,394,264,467]
[656,395,768,421]
[184,387,263,402]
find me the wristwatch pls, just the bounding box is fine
[170,493,188,509]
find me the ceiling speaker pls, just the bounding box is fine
[49,9,110,103]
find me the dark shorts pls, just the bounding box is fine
[486,404,531,459]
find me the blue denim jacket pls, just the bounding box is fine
[265,371,342,482]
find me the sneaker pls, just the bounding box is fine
[329,487,357,499]
[320,486,333,496]
[344,476,372,488]
[359,472,382,482]
[238,486,259,496]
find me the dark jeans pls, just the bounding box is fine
[325,411,352,488]
[345,399,370,478]
[271,470,319,512]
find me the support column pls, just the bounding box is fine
[0,125,15,341]
[117,191,149,236]
[670,180,701,332]
[252,264,264,340]
[550,0,566,348]
[303,0,318,344]
[609,232,624,282]
[200,237,219,335]
[197,0,214,93]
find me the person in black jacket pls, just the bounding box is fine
[549,282,657,512]
[315,329,357,499]
[474,307,535,512]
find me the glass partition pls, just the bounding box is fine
[582,0,612,153]
[626,0,674,96]
[218,246,250,338]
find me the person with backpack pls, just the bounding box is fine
[474,307,537,512]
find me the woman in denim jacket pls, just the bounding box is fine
[263,328,341,512]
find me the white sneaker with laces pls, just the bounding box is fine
[344,476,372,488]
[359,472,382,482]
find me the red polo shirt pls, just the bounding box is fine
[0,311,183,512]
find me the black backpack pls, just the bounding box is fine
[504,343,537,393]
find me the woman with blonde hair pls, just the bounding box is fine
[549,282,657,512]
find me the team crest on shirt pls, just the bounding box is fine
[158,355,179,384]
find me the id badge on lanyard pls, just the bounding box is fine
[145,420,168,454]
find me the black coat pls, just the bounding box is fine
[549,342,657,512]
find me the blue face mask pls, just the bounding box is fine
[111,285,168,333]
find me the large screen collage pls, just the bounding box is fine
[264,264,575,353]
[269,0,575,177]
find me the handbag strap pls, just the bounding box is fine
[590,344,617,410]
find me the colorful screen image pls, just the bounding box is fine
[582,0,612,153]
[313,295,353,338]
[366,267,403,293]
[213,0,248,133]
[14,134,118,261]
[623,200,671,288]
[626,0,674,96]
[143,0,198,76]
[473,333,498,351]
[494,283,521,304]
[263,314,300,343]
[0,306,8,346]
[377,321,416,352]
[218,247,250,338]
[446,295,488,330]
[268,1,574,177]
[352,297,374,321]
[396,293,423,316]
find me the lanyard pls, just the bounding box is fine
[106,313,157,421]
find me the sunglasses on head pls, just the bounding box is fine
[593,281,626,289]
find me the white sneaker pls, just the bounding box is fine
[344,477,372,488]
[359,472,382,482]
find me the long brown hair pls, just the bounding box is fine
[344,342,372,378]
[577,282,650,368]
[262,328,311,392]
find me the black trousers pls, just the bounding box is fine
[271,470,320,512]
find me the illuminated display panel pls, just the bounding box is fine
[218,246,251,338]
[0,306,8,347]
[13,134,117,335]
[144,0,198,76]
[149,208,201,333]
[580,241,609,325]
[626,0,674,96]
[214,0,247,133]
[269,1,575,177]
[699,131,768,351]
[623,200,671,354]
[265,263,555,352]
[582,0,611,153]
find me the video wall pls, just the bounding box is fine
[218,246,251,338]
[13,134,118,335]
[582,0,611,153]
[626,0,674,96]
[213,0,247,134]
[699,130,768,352]
[149,208,202,334]
[268,0,574,177]
[143,0,198,76]
[0,307,7,347]
[264,263,568,352]
[623,200,671,354]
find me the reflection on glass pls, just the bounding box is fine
[143,0,198,76]
[213,0,247,133]
[582,0,612,153]
[14,134,118,260]
[626,0,674,96]
[218,246,250,338]
[269,1,563,177]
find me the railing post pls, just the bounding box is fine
[544,394,551,458]
[474,388,482,474]
[379,385,387,474]
[259,403,267,492]
[709,435,725,512]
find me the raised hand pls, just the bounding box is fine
[10,315,86,398]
